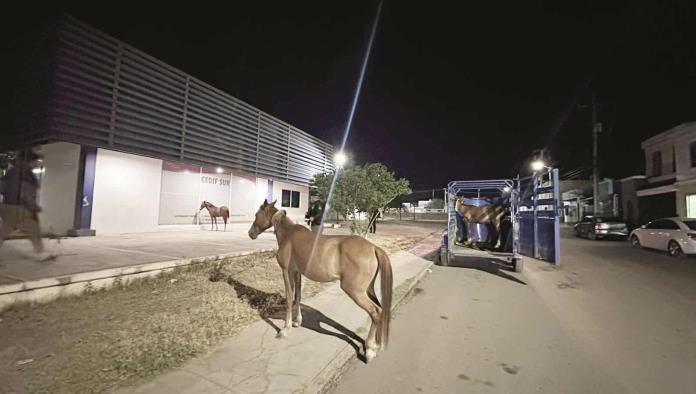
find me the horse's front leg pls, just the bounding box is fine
[493,219,502,249]
[277,268,294,338]
[293,271,302,327]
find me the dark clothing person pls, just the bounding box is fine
[0,150,54,261]
[1,165,40,209]
[368,209,380,234]
[305,199,325,232]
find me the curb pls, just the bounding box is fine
[0,248,276,312]
[311,254,435,394]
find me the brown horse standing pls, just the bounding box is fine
[199,201,230,231]
[248,199,393,362]
[455,197,506,246]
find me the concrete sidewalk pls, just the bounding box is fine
[0,221,443,311]
[0,223,277,285]
[0,224,282,311]
[0,221,442,286]
[125,250,434,394]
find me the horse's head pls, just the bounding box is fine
[455,197,472,213]
[199,201,208,211]
[248,199,277,239]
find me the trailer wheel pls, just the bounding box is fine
[512,258,523,273]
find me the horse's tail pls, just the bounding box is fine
[375,247,393,348]
[222,206,230,219]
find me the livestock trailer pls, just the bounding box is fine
[440,170,561,271]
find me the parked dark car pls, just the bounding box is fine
[574,216,629,240]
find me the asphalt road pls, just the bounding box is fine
[329,230,696,394]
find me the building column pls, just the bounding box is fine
[67,146,97,236]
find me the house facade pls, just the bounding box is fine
[635,122,696,223]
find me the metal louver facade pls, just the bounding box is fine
[37,15,334,185]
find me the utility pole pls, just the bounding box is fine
[591,92,602,215]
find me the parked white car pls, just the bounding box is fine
[630,218,696,257]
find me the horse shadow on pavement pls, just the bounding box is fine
[442,256,527,285]
[210,273,367,362]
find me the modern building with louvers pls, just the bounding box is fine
[2,15,334,235]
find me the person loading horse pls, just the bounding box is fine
[305,195,325,233]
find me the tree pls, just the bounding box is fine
[310,162,411,235]
[426,198,445,210]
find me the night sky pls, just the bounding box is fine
[4,1,696,190]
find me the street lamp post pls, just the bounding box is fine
[531,159,546,172]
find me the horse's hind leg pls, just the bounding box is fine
[367,274,384,350]
[224,216,228,231]
[342,280,382,362]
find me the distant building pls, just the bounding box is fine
[597,179,621,217]
[635,122,696,223]
[620,175,648,229]
[560,179,621,223]
[559,180,592,223]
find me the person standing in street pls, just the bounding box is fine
[368,208,381,234]
[0,149,55,261]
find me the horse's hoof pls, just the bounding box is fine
[365,348,377,362]
[276,329,289,339]
[292,321,301,328]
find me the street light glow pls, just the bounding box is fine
[334,151,348,168]
[503,186,511,193]
[216,167,224,173]
[531,160,545,172]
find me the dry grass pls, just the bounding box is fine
[0,251,323,394]
[368,235,423,254]
[0,233,428,394]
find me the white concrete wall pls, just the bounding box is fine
[226,173,257,222]
[91,149,162,234]
[255,177,269,205]
[38,142,81,235]
[272,180,309,223]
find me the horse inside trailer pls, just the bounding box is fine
[441,179,523,272]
